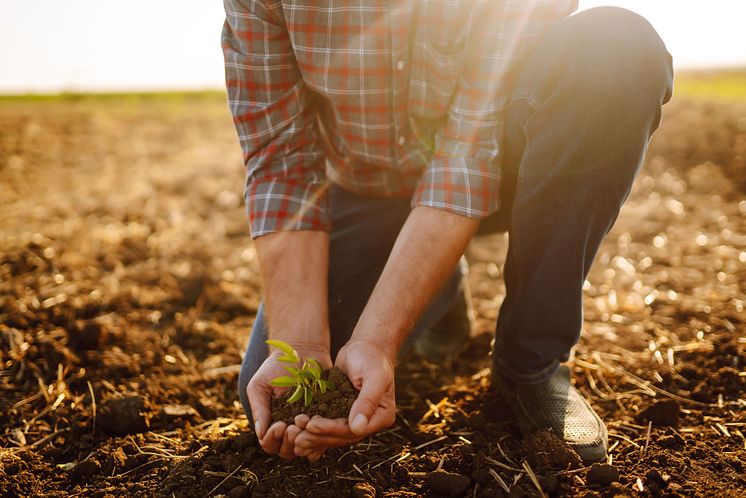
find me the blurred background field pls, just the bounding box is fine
[1,66,745,496]
[674,69,746,100]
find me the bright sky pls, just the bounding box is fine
[1,0,744,93]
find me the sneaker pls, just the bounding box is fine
[413,277,474,362]
[494,365,608,463]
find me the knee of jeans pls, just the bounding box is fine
[561,7,673,103]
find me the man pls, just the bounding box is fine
[222,0,673,463]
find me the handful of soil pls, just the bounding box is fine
[270,367,357,425]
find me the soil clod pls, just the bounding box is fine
[70,459,101,484]
[99,395,150,435]
[426,470,471,496]
[521,428,582,470]
[587,463,620,487]
[636,398,680,427]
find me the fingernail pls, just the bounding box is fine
[254,421,264,439]
[350,413,368,435]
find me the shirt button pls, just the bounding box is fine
[398,135,406,146]
[396,60,405,71]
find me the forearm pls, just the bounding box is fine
[255,230,331,351]
[350,206,479,361]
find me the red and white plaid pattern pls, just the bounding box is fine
[222,0,577,238]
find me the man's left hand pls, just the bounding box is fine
[293,339,396,459]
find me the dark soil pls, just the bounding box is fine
[426,470,471,496]
[1,91,745,497]
[587,463,620,487]
[270,367,356,424]
[636,399,681,427]
[98,395,151,436]
[520,429,582,471]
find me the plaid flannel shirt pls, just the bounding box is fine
[222,0,577,238]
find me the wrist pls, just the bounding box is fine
[271,337,329,354]
[267,334,331,363]
[347,333,399,367]
[270,325,329,349]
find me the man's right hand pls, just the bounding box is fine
[247,344,332,460]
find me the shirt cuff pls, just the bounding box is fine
[411,157,501,219]
[246,178,330,239]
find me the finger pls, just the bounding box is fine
[259,421,286,454]
[278,424,301,461]
[307,449,325,462]
[305,416,353,437]
[294,444,313,458]
[246,381,272,440]
[294,414,310,430]
[295,431,363,450]
[348,373,390,436]
[361,399,397,435]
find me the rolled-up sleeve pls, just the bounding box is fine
[222,0,329,238]
[411,0,578,219]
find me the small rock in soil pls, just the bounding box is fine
[99,395,149,435]
[352,481,377,498]
[636,398,680,426]
[586,463,620,486]
[521,428,582,470]
[70,459,101,484]
[426,470,471,496]
[227,484,251,498]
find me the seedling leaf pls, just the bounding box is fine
[287,384,304,404]
[265,339,337,409]
[283,366,300,376]
[297,369,316,381]
[269,376,298,387]
[266,340,299,360]
[307,359,322,377]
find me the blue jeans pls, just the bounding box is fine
[238,6,674,417]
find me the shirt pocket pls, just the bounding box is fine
[407,0,470,120]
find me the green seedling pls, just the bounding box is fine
[266,339,336,407]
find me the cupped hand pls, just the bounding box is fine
[246,344,331,460]
[294,339,396,458]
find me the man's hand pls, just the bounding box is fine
[248,345,332,460]
[294,339,396,458]
[295,207,476,459]
[250,230,331,459]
